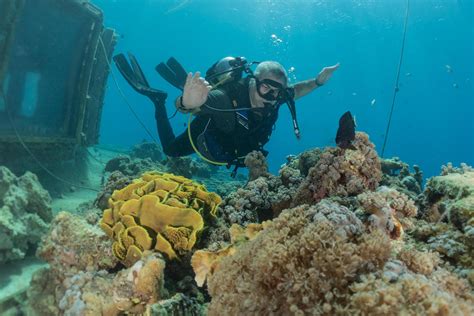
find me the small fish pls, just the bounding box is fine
[445,64,453,73]
[336,111,357,150]
[371,99,376,106]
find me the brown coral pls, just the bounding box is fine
[206,200,473,315]
[244,150,270,181]
[100,172,221,266]
[357,186,417,240]
[348,270,473,315]
[293,132,382,205]
[0,166,52,263]
[207,202,391,315]
[191,222,269,287]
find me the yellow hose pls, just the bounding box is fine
[187,114,227,166]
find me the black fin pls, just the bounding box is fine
[128,52,150,87]
[113,53,167,101]
[156,62,183,91]
[113,53,137,88]
[155,57,187,91]
[166,57,187,88]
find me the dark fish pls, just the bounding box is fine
[336,111,356,150]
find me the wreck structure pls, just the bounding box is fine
[0,0,116,183]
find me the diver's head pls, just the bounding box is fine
[206,56,247,87]
[252,61,289,106]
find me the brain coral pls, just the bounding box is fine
[293,132,382,205]
[100,172,221,266]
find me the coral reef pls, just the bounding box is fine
[191,222,269,287]
[296,148,324,177]
[206,201,473,315]
[207,202,393,315]
[28,252,165,315]
[347,269,473,315]
[104,155,163,177]
[164,156,215,179]
[357,186,418,239]
[94,171,133,210]
[100,172,221,266]
[408,219,473,282]
[244,150,270,181]
[0,166,52,263]
[380,157,423,200]
[28,211,165,315]
[37,211,118,274]
[130,141,164,162]
[218,164,302,226]
[293,132,382,205]
[10,135,473,315]
[150,293,206,316]
[420,166,474,231]
[441,162,474,176]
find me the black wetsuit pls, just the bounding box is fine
[154,78,279,166]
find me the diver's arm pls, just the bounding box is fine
[292,79,321,100]
[292,63,340,100]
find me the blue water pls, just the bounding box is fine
[97,0,473,180]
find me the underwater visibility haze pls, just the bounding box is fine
[0,0,473,315]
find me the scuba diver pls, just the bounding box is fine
[113,53,339,176]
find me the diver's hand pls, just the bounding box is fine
[181,72,212,110]
[315,63,340,86]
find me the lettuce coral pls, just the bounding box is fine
[100,171,221,266]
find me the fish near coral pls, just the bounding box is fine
[336,111,356,150]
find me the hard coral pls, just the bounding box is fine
[28,252,165,316]
[420,168,474,231]
[380,157,423,199]
[165,156,214,178]
[0,166,52,263]
[37,211,118,275]
[100,172,221,266]
[293,132,381,206]
[218,164,303,227]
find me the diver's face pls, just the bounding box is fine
[254,74,287,106]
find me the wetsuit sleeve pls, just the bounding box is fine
[195,90,235,133]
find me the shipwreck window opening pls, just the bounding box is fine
[20,72,39,118]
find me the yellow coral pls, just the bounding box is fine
[100,172,221,266]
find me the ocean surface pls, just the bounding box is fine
[97,0,474,179]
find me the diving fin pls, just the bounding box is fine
[113,52,167,102]
[155,57,188,91]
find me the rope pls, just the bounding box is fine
[98,36,160,145]
[381,0,410,157]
